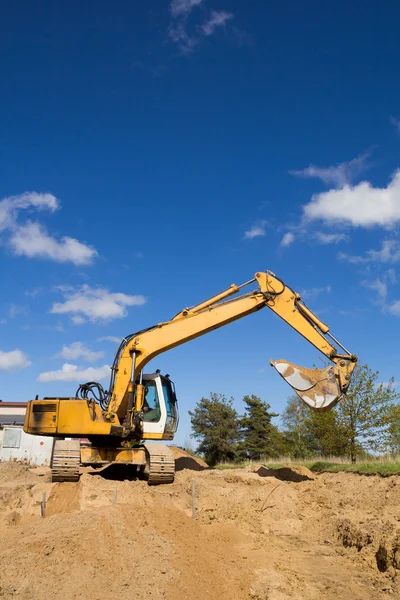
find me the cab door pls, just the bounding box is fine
[141,375,166,435]
[141,375,179,436]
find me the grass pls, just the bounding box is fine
[215,463,248,470]
[309,461,400,475]
[214,455,400,476]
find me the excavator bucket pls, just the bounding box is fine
[270,359,342,412]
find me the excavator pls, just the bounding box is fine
[24,270,357,484]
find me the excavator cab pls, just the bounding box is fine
[142,373,179,438]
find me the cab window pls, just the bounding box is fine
[143,380,161,422]
[162,379,177,433]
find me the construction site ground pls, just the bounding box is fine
[1,449,400,600]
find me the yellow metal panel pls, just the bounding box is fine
[80,445,146,465]
[57,400,112,435]
[23,400,58,435]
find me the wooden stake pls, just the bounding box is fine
[191,479,196,520]
[41,492,46,518]
[113,488,117,504]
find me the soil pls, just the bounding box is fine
[1,454,400,599]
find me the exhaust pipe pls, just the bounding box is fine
[270,359,342,412]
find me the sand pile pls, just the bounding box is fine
[1,461,400,599]
[169,446,208,470]
[0,461,37,483]
[249,463,316,482]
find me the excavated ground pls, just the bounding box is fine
[1,454,400,599]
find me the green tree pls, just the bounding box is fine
[189,393,241,465]
[239,395,283,459]
[304,409,349,456]
[281,395,312,458]
[281,395,348,458]
[386,403,400,455]
[336,365,400,462]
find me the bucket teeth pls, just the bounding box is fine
[270,359,342,412]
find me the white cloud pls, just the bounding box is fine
[390,116,400,136]
[363,278,388,305]
[25,287,43,298]
[71,315,86,325]
[0,191,97,266]
[98,336,121,344]
[280,232,295,247]
[169,0,234,55]
[244,222,266,239]
[0,192,58,231]
[170,0,202,17]
[386,268,397,284]
[0,349,31,371]
[59,342,104,363]
[51,285,146,323]
[10,222,96,266]
[300,285,332,300]
[290,153,369,188]
[337,252,364,265]
[315,231,348,244]
[362,269,397,312]
[339,240,400,265]
[200,11,233,36]
[168,22,199,55]
[303,170,400,228]
[37,363,110,383]
[388,301,400,316]
[368,240,400,263]
[8,304,28,319]
[169,0,201,55]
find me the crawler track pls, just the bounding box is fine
[144,444,175,485]
[51,440,81,482]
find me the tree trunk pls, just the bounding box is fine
[350,436,356,463]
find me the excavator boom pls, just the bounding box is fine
[107,270,356,419]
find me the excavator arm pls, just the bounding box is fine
[107,271,357,424]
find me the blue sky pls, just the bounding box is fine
[1,0,400,444]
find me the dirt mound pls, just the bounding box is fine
[0,461,36,483]
[337,514,400,576]
[337,518,374,551]
[46,483,80,516]
[1,463,400,598]
[0,489,250,600]
[255,464,316,482]
[376,536,400,573]
[169,446,208,470]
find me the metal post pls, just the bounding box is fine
[41,492,46,518]
[130,351,136,382]
[126,351,137,417]
[191,479,196,520]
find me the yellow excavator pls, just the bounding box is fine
[24,270,357,483]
